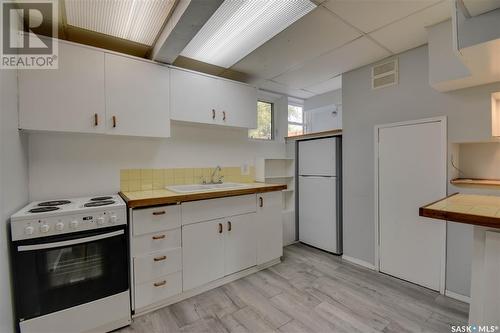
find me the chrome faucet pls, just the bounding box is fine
[210,166,224,184]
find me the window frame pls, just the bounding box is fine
[287,103,305,137]
[248,100,275,141]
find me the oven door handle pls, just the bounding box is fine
[17,229,124,252]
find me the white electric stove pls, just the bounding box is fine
[10,194,131,333]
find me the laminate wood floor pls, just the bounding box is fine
[119,243,468,333]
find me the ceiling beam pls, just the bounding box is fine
[150,0,223,64]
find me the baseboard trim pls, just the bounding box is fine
[342,255,376,270]
[133,258,281,318]
[445,290,471,304]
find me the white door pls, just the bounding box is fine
[299,176,337,252]
[105,53,170,138]
[170,69,220,125]
[217,79,257,128]
[182,219,225,291]
[377,119,446,292]
[298,137,337,176]
[224,213,257,275]
[19,41,106,133]
[256,192,283,265]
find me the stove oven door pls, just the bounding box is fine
[12,225,129,322]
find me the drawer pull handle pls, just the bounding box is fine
[152,234,166,240]
[112,115,117,128]
[218,223,223,234]
[222,111,226,121]
[152,211,166,216]
[259,197,263,208]
[227,221,232,231]
[212,109,216,120]
[154,280,166,287]
[94,113,99,126]
[154,255,167,262]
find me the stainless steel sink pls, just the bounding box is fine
[166,183,250,193]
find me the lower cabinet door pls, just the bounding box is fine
[134,272,182,310]
[224,213,257,275]
[182,219,225,291]
[134,248,182,284]
[256,191,283,265]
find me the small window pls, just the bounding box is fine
[288,104,304,137]
[249,101,274,140]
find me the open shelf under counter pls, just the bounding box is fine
[450,178,500,187]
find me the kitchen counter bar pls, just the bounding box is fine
[419,193,500,229]
[120,183,287,208]
[420,193,500,325]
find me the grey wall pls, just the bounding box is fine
[342,45,500,297]
[304,89,342,132]
[304,89,342,111]
[0,68,29,332]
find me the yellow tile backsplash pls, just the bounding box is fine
[120,167,256,192]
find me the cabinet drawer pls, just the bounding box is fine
[181,194,256,225]
[132,205,181,236]
[134,272,182,310]
[131,228,181,256]
[134,248,182,284]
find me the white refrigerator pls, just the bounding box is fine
[298,136,342,254]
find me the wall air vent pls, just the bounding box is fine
[372,58,398,90]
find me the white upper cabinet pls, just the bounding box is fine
[218,79,257,129]
[170,68,257,128]
[170,69,220,125]
[19,41,106,133]
[105,53,170,138]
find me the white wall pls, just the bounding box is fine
[1,68,29,333]
[343,45,500,297]
[304,89,342,132]
[28,123,286,200]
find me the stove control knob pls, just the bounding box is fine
[40,224,50,233]
[70,220,79,229]
[97,216,105,225]
[109,215,118,224]
[55,222,64,231]
[24,226,35,235]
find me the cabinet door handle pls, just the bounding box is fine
[212,109,216,120]
[259,196,263,208]
[152,211,166,216]
[222,111,226,121]
[112,115,117,128]
[227,221,232,231]
[152,234,166,240]
[94,113,99,126]
[154,280,166,287]
[218,223,223,234]
[154,255,167,262]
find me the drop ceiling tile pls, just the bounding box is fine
[322,0,441,33]
[231,6,361,80]
[273,37,390,89]
[463,0,500,16]
[305,75,342,94]
[258,80,315,99]
[369,1,452,54]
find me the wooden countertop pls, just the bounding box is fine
[119,183,287,208]
[419,193,500,228]
[450,178,500,187]
[285,129,342,141]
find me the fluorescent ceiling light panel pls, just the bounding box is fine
[180,0,316,68]
[65,0,176,46]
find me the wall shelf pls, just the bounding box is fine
[451,178,500,187]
